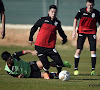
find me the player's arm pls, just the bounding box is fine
[0,1,5,39]
[7,71,24,78]
[58,21,67,44]
[12,50,37,60]
[72,18,78,40]
[98,25,100,43]
[29,18,42,45]
[72,9,81,40]
[12,51,25,61]
[7,71,20,77]
[98,12,100,43]
[22,50,37,56]
[1,12,5,39]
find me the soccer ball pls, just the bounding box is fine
[59,70,70,81]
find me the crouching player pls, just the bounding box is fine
[1,50,71,79]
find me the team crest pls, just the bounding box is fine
[92,13,95,18]
[54,21,58,26]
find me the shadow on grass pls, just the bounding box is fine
[70,78,100,80]
[71,74,100,76]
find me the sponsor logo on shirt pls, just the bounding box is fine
[44,20,49,22]
[83,13,88,15]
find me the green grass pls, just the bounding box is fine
[0,45,100,90]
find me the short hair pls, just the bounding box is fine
[49,5,57,10]
[86,0,94,4]
[1,51,11,61]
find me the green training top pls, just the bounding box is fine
[5,57,31,78]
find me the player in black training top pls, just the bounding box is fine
[72,0,100,75]
[29,5,67,75]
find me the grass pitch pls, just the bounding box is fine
[0,45,100,90]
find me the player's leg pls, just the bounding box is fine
[74,49,81,70]
[88,34,97,75]
[49,60,71,68]
[74,34,86,75]
[35,46,50,74]
[29,61,53,79]
[36,61,43,70]
[47,48,63,74]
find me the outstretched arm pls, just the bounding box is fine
[22,50,37,56]
[12,50,37,60]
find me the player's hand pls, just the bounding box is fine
[72,31,76,40]
[62,37,67,45]
[18,74,24,78]
[31,50,38,56]
[1,30,5,39]
[29,41,33,45]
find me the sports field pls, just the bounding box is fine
[0,45,100,90]
[0,29,100,90]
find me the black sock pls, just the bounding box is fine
[57,67,62,74]
[91,57,96,71]
[74,58,79,70]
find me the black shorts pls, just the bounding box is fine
[29,61,41,78]
[77,33,96,51]
[35,46,63,70]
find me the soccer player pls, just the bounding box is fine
[0,0,5,39]
[72,0,100,75]
[29,5,67,75]
[1,50,71,79]
[1,50,53,79]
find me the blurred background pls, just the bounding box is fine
[3,0,100,26]
[0,0,100,47]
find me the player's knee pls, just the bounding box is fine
[76,49,81,55]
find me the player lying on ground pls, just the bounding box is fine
[1,50,71,79]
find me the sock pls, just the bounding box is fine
[91,57,96,71]
[56,66,62,74]
[74,55,80,70]
[74,58,79,70]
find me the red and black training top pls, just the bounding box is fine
[75,7,100,34]
[29,16,67,48]
[0,0,5,14]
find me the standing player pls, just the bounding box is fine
[0,0,5,39]
[29,5,67,75]
[72,0,100,75]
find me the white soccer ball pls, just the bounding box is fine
[59,70,70,81]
